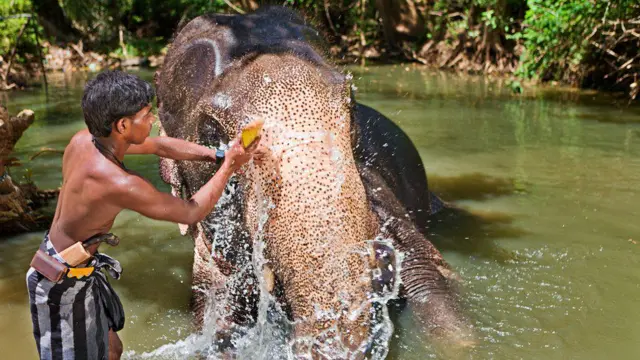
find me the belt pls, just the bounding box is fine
[31,248,96,282]
[32,232,121,283]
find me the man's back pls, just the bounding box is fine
[49,129,125,252]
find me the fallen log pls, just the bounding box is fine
[0,106,59,236]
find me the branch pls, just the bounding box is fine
[29,148,64,161]
[601,0,611,24]
[586,22,603,41]
[4,17,30,88]
[618,57,636,71]
[324,0,338,36]
[222,0,245,14]
[604,54,639,79]
[0,14,32,21]
[31,10,48,93]
[590,40,622,59]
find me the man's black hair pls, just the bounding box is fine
[81,70,155,137]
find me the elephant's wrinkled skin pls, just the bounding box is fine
[156,7,471,357]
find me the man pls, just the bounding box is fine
[26,71,261,360]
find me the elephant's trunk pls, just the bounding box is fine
[235,60,377,355]
[358,166,475,349]
[399,231,475,347]
[202,53,382,356]
[245,145,378,357]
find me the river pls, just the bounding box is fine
[1,65,639,359]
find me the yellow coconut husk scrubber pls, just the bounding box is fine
[241,118,264,148]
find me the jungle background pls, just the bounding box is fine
[1,0,638,100]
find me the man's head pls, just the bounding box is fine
[82,71,155,143]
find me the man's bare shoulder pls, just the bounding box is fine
[65,131,131,191]
[63,130,160,208]
[69,129,92,146]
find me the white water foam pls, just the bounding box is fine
[125,142,404,360]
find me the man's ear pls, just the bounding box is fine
[114,117,130,134]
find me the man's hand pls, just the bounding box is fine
[224,134,261,172]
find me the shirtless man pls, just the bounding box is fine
[26,71,261,360]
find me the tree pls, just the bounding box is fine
[375,0,425,48]
[31,0,81,43]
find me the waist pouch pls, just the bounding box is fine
[30,248,67,282]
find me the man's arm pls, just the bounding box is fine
[115,136,256,225]
[113,160,234,225]
[126,136,217,161]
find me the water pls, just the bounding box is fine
[1,65,639,359]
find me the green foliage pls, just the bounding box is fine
[518,0,639,86]
[58,0,228,54]
[506,78,523,94]
[428,0,525,42]
[2,0,637,97]
[518,0,597,81]
[0,0,42,64]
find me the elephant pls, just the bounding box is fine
[155,6,471,358]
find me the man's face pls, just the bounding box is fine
[126,105,155,144]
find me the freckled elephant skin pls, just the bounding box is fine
[156,6,470,357]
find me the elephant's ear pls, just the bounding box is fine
[157,122,180,187]
[158,16,235,137]
[157,122,190,236]
[158,41,220,132]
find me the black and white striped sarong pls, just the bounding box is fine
[26,233,124,360]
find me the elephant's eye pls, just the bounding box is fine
[198,113,229,148]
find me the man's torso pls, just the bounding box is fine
[49,130,127,253]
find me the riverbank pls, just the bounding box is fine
[1,37,636,104]
[3,48,637,107]
[1,1,637,100]
[0,41,165,90]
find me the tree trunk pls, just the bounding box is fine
[0,107,34,162]
[0,106,58,236]
[107,0,123,48]
[31,0,81,44]
[375,0,425,47]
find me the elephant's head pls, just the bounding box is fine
[212,54,379,354]
[156,8,390,357]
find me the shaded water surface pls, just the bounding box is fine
[1,66,639,359]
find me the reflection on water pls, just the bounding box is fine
[429,173,521,201]
[1,66,640,359]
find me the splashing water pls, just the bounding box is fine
[125,139,405,360]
